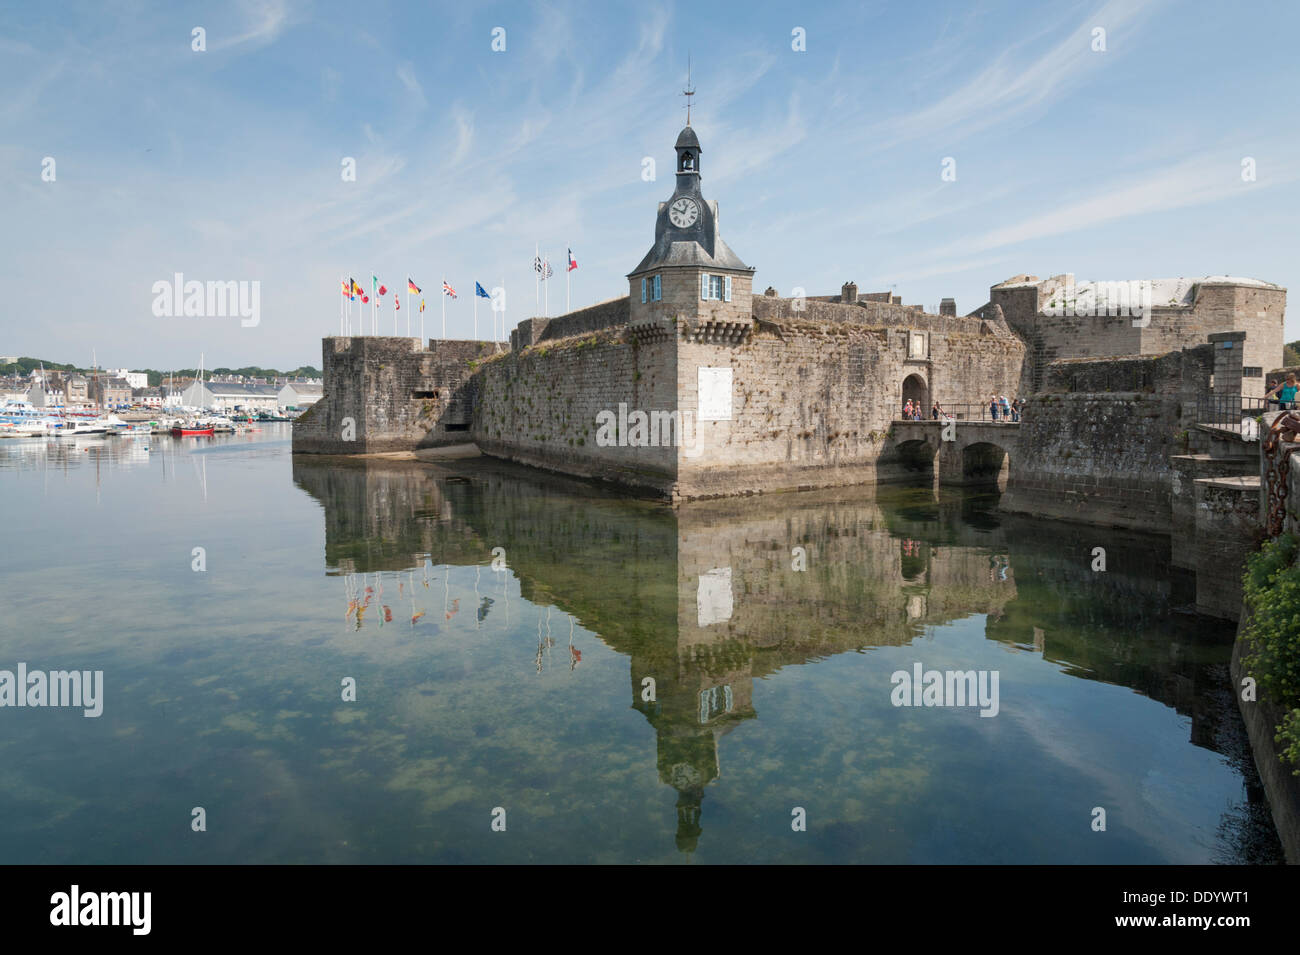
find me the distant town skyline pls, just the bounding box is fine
[2,0,1297,369]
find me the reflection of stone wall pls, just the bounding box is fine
[674,493,1018,664]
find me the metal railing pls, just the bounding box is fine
[895,402,1023,423]
[1196,394,1269,429]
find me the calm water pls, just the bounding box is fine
[0,427,1282,863]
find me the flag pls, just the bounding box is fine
[350,278,364,296]
[408,278,421,295]
[395,294,400,310]
[568,248,577,272]
[419,299,425,313]
[341,281,354,300]
[361,294,369,304]
[379,283,388,296]
[540,260,553,280]
[475,282,489,298]
[372,275,380,293]
[443,281,457,299]
[533,255,543,274]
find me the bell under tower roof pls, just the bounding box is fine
[629,120,750,277]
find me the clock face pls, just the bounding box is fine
[668,197,699,229]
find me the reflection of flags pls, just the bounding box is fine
[568,248,577,272]
[442,281,457,299]
[408,278,421,295]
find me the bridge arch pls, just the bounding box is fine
[961,441,1010,491]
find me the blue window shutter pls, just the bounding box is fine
[701,273,709,300]
[641,278,646,304]
[654,275,661,301]
[724,275,732,302]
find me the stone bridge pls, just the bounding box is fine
[885,419,1020,490]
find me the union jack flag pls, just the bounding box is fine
[442,281,457,299]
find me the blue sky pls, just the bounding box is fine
[2,0,1298,370]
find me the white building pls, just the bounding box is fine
[181,380,280,412]
[277,382,323,411]
[108,369,149,389]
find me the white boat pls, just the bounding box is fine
[52,418,110,437]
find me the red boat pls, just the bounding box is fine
[171,424,215,436]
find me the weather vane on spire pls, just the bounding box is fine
[683,54,695,125]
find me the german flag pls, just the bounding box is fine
[407,278,421,295]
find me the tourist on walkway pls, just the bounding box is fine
[989,395,999,421]
[903,399,914,420]
[931,401,942,420]
[1266,381,1279,410]
[1266,373,1299,410]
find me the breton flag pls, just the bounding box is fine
[568,248,577,272]
[475,282,490,299]
[443,281,457,299]
[408,278,422,295]
[533,255,544,273]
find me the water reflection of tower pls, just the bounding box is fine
[630,652,756,854]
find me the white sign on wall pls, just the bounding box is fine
[697,366,733,421]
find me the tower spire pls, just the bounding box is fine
[682,54,695,126]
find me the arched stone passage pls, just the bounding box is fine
[901,374,928,417]
[961,441,1010,491]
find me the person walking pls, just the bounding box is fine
[1266,373,1299,411]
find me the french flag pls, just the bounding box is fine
[567,248,577,272]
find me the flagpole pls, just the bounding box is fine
[406,287,410,338]
[544,253,548,318]
[534,242,539,317]
[441,276,446,339]
[473,285,478,341]
[501,273,505,344]
[340,276,344,336]
[566,252,570,314]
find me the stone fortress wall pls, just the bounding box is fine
[292,336,501,454]
[981,273,1286,398]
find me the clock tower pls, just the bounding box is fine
[628,120,754,326]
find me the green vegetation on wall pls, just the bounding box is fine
[1242,532,1300,773]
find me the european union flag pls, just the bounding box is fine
[475,282,490,298]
